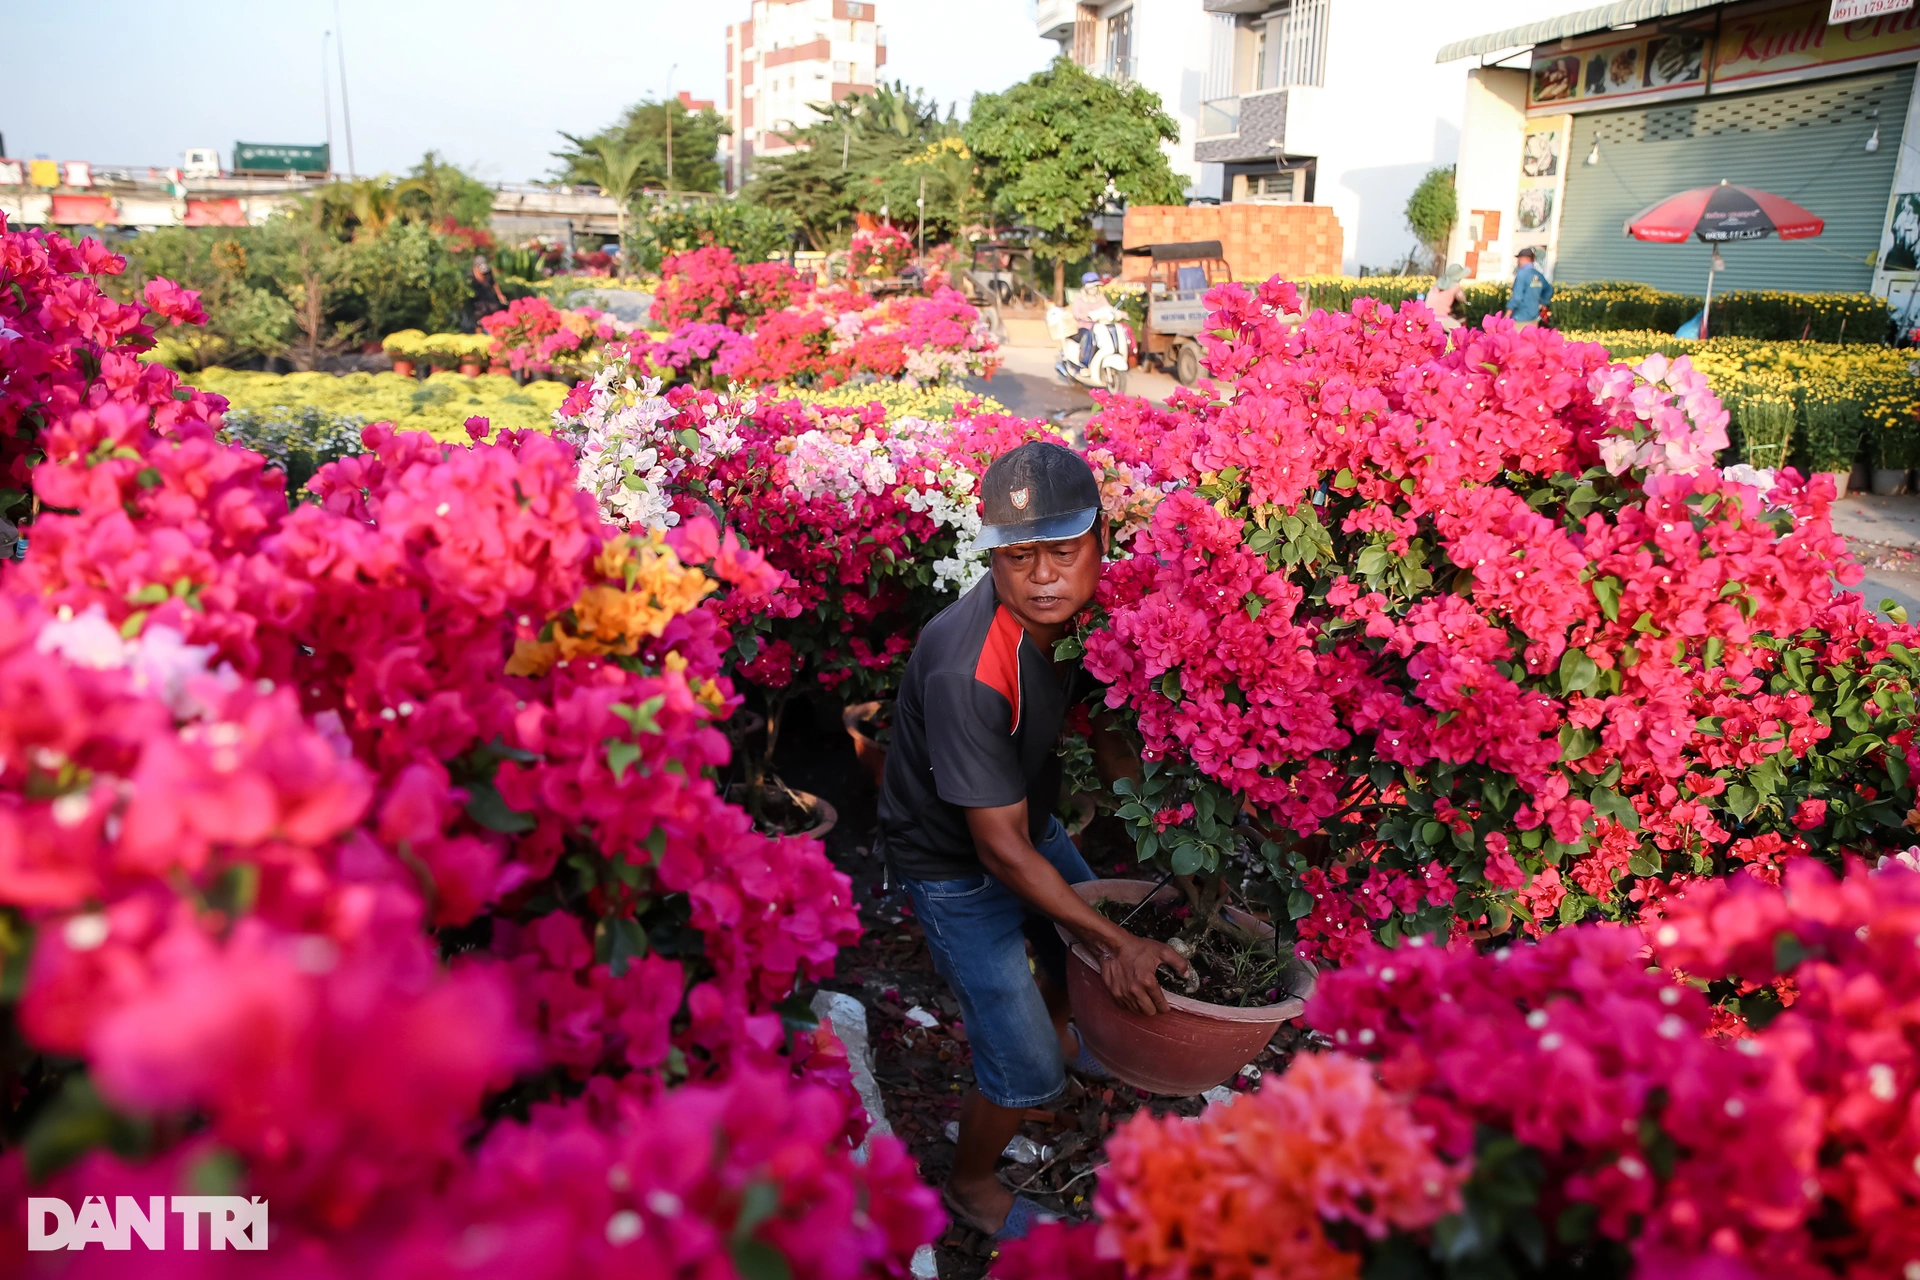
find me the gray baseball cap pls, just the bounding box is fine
[974,441,1101,550]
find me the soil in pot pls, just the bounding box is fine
[1096,896,1292,1008]
[725,781,836,841]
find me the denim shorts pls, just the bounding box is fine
[899,817,1095,1109]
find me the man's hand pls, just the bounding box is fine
[1099,932,1190,1017]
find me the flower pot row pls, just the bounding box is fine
[388,359,510,379]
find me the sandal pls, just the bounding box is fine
[1066,1024,1114,1083]
[941,1187,1056,1243]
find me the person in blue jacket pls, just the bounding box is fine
[1504,247,1553,326]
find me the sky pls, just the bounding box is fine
[1,0,1059,183]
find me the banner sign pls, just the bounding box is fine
[1528,20,1716,110]
[1528,0,1920,112]
[1831,0,1913,22]
[231,142,330,174]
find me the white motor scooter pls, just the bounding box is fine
[1047,304,1131,395]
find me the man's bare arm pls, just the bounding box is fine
[965,802,1187,1016]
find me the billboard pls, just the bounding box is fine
[231,142,330,175]
[1527,0,1920,113]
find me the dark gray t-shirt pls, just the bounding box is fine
[877,576,1077,881]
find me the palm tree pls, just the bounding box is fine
[581,139,648,262]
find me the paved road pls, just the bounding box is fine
[967,345,1185,440]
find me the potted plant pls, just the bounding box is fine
[381,328,425,378]
[840,699,891,787]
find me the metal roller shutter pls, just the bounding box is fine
[1555,66,1911,294]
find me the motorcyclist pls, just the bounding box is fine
[1071,271,1107,367]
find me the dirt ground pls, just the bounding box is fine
[768,698,1302,1278]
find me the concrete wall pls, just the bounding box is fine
[1289,0,1570,273]
[1444,67,1531,282]
[1122,202,1344,280]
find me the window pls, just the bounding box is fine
[1104,7,1134,81]
[1263,0,1329,89]
[846,1,865,15]
[1251,171,1296,202]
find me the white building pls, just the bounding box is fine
[724,0,888,192]
[1040,0,1571,271]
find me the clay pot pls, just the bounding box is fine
[842,700,890,787]
[460,361,483,377]
[390,359,416,378]
[488,362,510,376]
[1057,879,1315,1095]
[726,782,837,842]
[1871,468,1910,496]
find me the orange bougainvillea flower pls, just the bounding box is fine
[1094,1052,1462,1280]
[506,531,716,677]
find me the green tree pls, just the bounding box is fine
[554,98,731,194]
[873,137,982,248]
[396,150,494,228]
[742,82,953,250]
[254,203,363,370]
[1404,166,1457,273]
[964,58,1186,301]
[347,219,472,335]
[115,228,293,370]
[631,197,796,271]
[573,138,650,259]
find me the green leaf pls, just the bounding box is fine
[1628,849,1662,878]
[676,428,703,450]
[465,778,536,833]
[730,1239,793,1280]
[1591,576,1621,621]
[771,996,817,1032]
[612,695,667,736]
[118,610,148,639]
[1356,545,1392,577]
[1158,670,1182,701]
[605,739,643,781]
[1724,784,1759,819]
[1243,592,1265,621]
[127,582,169,605]
[1053,635,1085,660]
[1557,649,1598,695]
[1420,820,1446,846]
[1558,891,1586,925]
[1288,888,1314,919]
[1630,610,1660,635]
[735,1178,783,1237]
[1558,724,1599,762]
[1333,467,1355,489]
[1170,843,1205,875]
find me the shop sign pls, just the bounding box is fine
[1528,0,1920,113]
[1527,21,1715,111]
[1830,0,1912,23]
[1716,0,1920,91]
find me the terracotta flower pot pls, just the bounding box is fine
[841,700,890,787]
[460,361,483,377]
[488,362,510,376]
[725,782,837,842]
[1057,878,1315,1095]
[390,359,416,378]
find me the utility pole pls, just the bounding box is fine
[665,63,679,191]
[321,31,334,175]
[333,0,357,178]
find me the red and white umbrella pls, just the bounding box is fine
[1624,180,1825,243]
[1622,180,1824,337]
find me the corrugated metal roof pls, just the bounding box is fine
[1436,0,1732,64]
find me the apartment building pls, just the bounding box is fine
[1041,0,1570,272]
[723,0,888,192]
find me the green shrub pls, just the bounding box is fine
[219,406,367,502]
[1795,379,1866,474]
[632,197,796,271]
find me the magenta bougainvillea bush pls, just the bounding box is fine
[480,295,626,377]
[848,225,913,279]
[0,214,941,1272]
[643,246,999,390]
[995,857,1920,1280]
[1077,280,1920,958]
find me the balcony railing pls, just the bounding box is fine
[1200,98,1240,138]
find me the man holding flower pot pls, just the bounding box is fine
[876,440,1190,1242]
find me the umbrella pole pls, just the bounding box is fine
[1702,252,1716,340]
